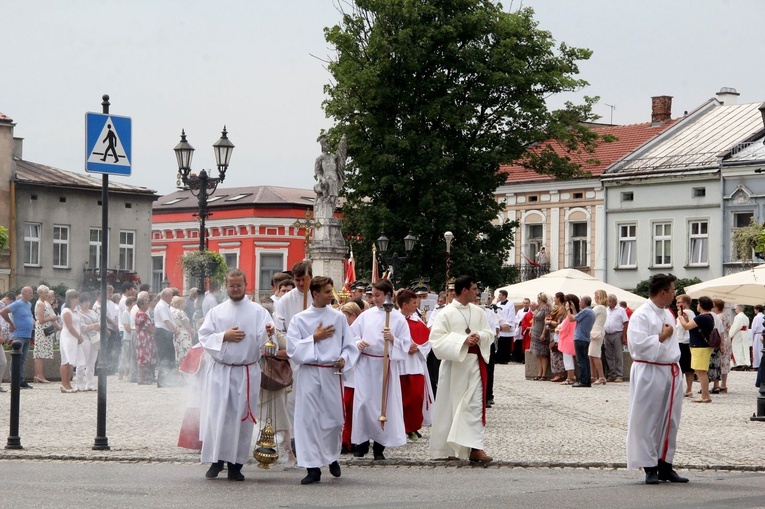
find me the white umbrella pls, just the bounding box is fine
[494,268,646,309]
[684,264,765,305]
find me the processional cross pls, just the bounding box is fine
[293,210,322,258]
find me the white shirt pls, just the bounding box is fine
[154,299,174,331]
[604,305,629,334]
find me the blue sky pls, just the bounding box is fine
[2,0,763,195]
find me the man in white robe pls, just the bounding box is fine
[197,269,273,481]
[626,273,688,485]
[429,275,494,464]
[287,276,359,485]
[750,305,763,369]
[351,279,412,460]
[730,304,751,368]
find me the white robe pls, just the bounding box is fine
[750,312,763,368]
[429,301,493,459]
[730,312,751,367]
[350,306,412,447]
[287,305,359,468]
[626,299,682,470]
[198,298,273,465]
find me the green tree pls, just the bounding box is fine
[324,0,604,289]
[0,225,8,251]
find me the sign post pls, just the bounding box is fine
[86,95,132,451]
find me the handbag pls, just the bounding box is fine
[42,324,56,336]
[260,355,292,391]
[702,326,722,349]
[89,331,101,345]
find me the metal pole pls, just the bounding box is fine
[198,172,208,294]
[5,340,22,449]
[93,94,111,450]
[751,337,765,421]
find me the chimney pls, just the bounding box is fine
[716,87,740,105]
[12,137,23,159]
[651,96,673,124]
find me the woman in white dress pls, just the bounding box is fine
[33,285,58,383]
[170,296,193,366]
[589,289,608,385]
[76,294,101,391]
[60,291,84,393]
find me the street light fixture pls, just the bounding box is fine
[444,231,454,290]
[376,231,417,289]
[174,127,234,294]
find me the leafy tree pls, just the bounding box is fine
[178,251,227,288]
[633,277,702,299]
[324,0,604,289]
[0,225,8,251]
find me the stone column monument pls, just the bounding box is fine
[310,134,347,284]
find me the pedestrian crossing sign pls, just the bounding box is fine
[85,112,132,175]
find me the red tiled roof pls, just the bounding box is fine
[500,119,679,183]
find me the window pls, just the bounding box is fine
[89,228,102,269]
[23,223,41,266]
[53,225,69,268]
[259,253,284,293]
[621,192,634,202]
[734,211,754,228]
[525,224,543,262]
[151,256,165,292]
[223,252,238,269]
[653,222,672,267]
[689,220,709,266]
[119,230,135,271]
[573,192,583,200]
[692,187,706,198]
[225,194,250,201]
[528,195,538,203]
[162,197,187,206]
[618,224,636,268]
[570,222,588,268]
[206,195,226,203]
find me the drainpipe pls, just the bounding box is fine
[9,181,15,288]
[602,181,608,283]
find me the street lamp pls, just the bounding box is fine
[174,127,234,293]
[376,231,417,289]
[444,231,454,290]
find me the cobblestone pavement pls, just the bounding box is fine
[0,363,762,470]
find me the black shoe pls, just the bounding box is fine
[644,466,660,485]
[571,382,591,388]
[19,382,33,389]
[486,398,494,406]
[301,468,321,485]
[372,441,385,461]
[658,460,688,483]
[340,445,351,455]
[227,462,244,481]
[205,461,224,479]
[329,461,341,477]
[291,437,297,460]
[352,442,369,458]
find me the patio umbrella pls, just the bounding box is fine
[494,268,646,309]
[684,264,765,305]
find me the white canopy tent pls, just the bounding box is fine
[494,268,647,309]
[684,264,765,306]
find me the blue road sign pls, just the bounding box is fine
[85,112,132,175]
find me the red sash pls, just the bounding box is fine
[468,345,488,425]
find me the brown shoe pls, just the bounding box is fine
[468,449,493,465]
[614,377,623,383]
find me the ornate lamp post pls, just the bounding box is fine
[174,127,234,293]
[376,231,417,289]
[444,231,454,290]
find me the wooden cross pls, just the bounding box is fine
[293,210,322,258]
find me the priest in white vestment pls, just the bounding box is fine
[750,305,763,369]
[428,275,494,464]
[197,269,273,481]
[351,279,412,460]
[287,276,359,484]
[729,305,751,368]
[626,273,688,485]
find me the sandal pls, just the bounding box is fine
[538,376,548,381]
[684,392,692,397]
[718,387,728,393]
[532,376,540,381]
[550,375,565,383]
[692,398,712,403]
[593,378,607,385]
[559,378,576,386]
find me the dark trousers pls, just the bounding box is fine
[574,340,591,384]
[17,336,31,383]
[102,330,121,374]
[496,336,513,364]
[154,328,176,386]
[427,351,441,398]
[511,339,525,363]
[486,342,496,400]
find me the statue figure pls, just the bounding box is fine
[313,134,347,219]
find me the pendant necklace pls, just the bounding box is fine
[457,305,472,334]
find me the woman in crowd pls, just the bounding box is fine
[341,301,362,326]
[134,295,157,385]
[76,293,101,392]
[59,290,83,393]
[589,290,608,385]
[170,296,193,366]
[546,292,567,383]
[33,285,57,383]
[713,298,731,393]
[678,295,715,403]
[530,292,551,380]
[557,294,579,385]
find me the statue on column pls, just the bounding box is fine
[313,134,347,219]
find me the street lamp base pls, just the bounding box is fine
[92,437,111,450]
[5,436,22,450]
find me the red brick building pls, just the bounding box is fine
[151,185,320,298]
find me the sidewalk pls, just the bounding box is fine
[0,363,762,470]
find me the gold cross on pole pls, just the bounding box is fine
[293,210,322,258]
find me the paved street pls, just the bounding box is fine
[0,362,762,471]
